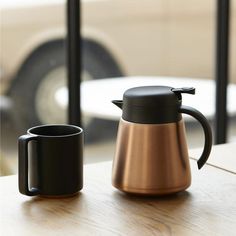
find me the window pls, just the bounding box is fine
[0,0,235,176]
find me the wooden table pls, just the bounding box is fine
[1,144,236,235]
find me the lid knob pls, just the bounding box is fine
[171,87,195,95]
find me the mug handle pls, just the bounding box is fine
[18,134,40,196]
[179,105,212,169]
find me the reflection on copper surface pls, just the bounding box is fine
[112,118,191,195]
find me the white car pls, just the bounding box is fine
[1,0,235,132]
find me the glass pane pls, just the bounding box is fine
[0,0,235,176]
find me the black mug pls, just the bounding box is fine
[18,124,83,197]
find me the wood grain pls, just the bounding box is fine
[0,160,236,235]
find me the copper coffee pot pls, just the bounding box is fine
[112,86,212,195]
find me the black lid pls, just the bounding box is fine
[114,86,195,124]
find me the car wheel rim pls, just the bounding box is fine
[35,66,93,126]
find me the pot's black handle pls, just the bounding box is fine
[179,105,212,169]
[18,134,40,196]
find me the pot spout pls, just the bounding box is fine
[112,100,123,109]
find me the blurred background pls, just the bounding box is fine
[0,0,236,175]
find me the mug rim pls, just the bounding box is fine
[27,124,83,138]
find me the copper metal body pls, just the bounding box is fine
[112,118,191,195]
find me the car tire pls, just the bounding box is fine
[9,42,121,142]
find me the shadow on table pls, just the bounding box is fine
[113,190,192,203]
[21,192,84,224]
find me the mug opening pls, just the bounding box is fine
[28,124,82,137]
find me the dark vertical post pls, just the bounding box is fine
[215,0,230,144]
[67,0,81,126]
